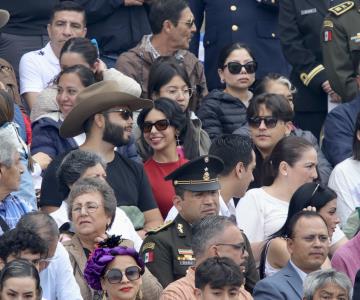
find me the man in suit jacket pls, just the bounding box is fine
[253,211,330,300]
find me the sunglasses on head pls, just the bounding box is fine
[248,116,278,129]
[104,109,133,120]
[142,119,170,133]
[223,61,257,74]
[104,266,141,284]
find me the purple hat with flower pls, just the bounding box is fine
[84,235,145,291]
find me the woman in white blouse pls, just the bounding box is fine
[236,136,318,260]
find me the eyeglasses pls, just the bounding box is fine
[248,116,279,129]
[223,61,257,74]
[164,88,193,99]
[177,18,195,28]
[142,119,170,133]
[104,108,133,120]
[104,266,142,284]
[72,202,100,214]
[215,243,246,254]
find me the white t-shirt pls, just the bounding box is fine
[19,42,60,95]
[236,188,289,242]
[236,188,345,245]
[40,242,83,300]
[328,157,360,226]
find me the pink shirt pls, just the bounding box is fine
[331,232,360,284]
[160,267,253,300]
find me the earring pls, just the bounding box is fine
[176,134,180,147]
[102,291,108,300]
[176,134,185,159]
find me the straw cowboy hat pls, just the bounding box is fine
[60,80,153,138]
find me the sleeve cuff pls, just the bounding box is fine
[300,65,325,86]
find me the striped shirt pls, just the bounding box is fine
[0,194,32,235]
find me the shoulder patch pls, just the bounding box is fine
[146,220,173,234]
[323,20,334,28]
[329,1,354,16]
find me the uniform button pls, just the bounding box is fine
[230,5,237,11]
[232,25,238,31]
[271,33,276,38]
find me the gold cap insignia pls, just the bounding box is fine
[203,167,210,181]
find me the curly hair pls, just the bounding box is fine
[84,236,145,291]
[0,228,48,262]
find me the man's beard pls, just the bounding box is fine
[102,118,130,147]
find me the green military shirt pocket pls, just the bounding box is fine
[349,33,360,67]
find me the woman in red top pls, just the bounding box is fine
[137,98,189,218]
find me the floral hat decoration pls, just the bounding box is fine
[84,235,145,291]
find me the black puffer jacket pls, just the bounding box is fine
[197,89,248,140]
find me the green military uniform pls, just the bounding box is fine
[141,214,259,292]
[140,214,195,288]
[322,1,360,101]
[140,155,259,292]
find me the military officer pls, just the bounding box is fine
[279,0,340,139]
[140,155,224,288]
[322,1,360,102]
[189,0,290,91]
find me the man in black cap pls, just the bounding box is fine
[140,155,224,288]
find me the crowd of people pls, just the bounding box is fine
[0,0,360,299]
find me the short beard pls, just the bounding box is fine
[102,116,130,147]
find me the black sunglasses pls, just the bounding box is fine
[142,119,170,133]
[104,109,133,120]
[104,266,141,284]
[223,61,257,74]
[248,116,279,129]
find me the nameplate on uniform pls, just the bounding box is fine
[300,8,317,15]
[350,33,360,43]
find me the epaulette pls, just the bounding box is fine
[146,220,173,234]
[328,1,354,16]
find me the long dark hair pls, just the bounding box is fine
[55,65,96,88]
[259,182,337,278]
[147,57,200,158]
[263,136,315,186]
[137,98,200,159]
[60,37,103,81]
[148,56,192,103]
[217,42,256,70]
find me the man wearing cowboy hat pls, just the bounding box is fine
[140,155,224,288]
[40,80,163,237]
